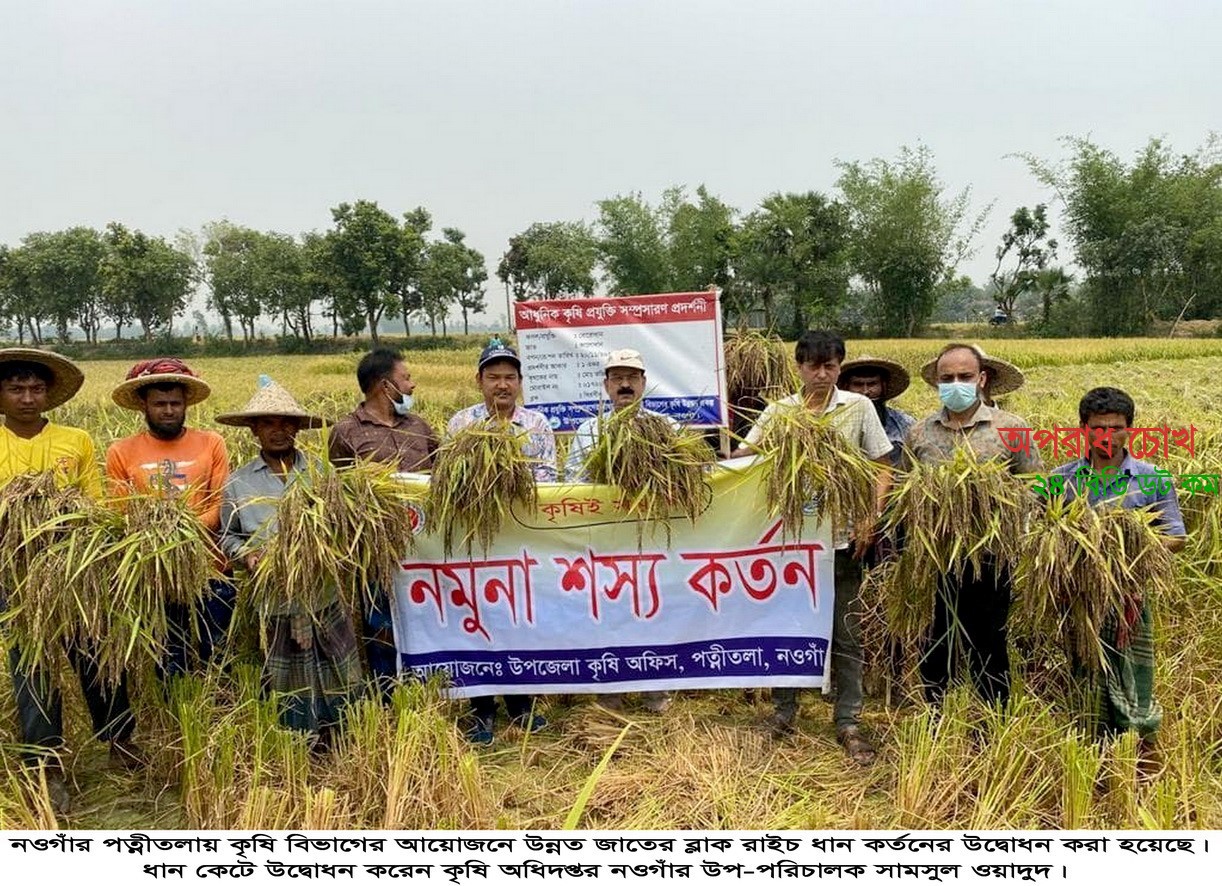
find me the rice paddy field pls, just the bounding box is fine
[2,337,1222,830]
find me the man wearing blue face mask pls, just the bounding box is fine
[329,348,439,700]
[904,342,1040,709]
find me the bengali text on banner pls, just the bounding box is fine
[391,458,834,698]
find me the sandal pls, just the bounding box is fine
[837,728,877,767]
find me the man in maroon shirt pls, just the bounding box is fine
[328,348,438,699]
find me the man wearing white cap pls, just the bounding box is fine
[565,348,673,714]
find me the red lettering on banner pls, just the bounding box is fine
[514,292,716,329]
[403,551,538,642]
[554,549,666,621]
[681,521,825,612]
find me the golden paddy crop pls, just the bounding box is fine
[2,341,1222,829]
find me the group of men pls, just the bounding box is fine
[0,329,1183,813]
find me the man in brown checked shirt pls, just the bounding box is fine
[328,348,439,700]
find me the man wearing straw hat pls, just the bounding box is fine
[218,377,363,755]
[837,355,914,469]
[737,331,893,766]
[906,342,1041,709]
[329,348,439,701]
[0,349,141,812]
[106,358,234,680]
[447,338,554,744]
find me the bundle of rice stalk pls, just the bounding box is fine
[0,473,89,584]
[724,329,794,403]
[8,492,217,686]
[428,423,537,558]
[250,457,416,615]
[878,447,1033,641]
[752,403,879,539]
[1017,495,1175,672]
[580,403,712,542]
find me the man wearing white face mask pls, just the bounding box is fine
[903,342,1040,709]
[329,348,439,700]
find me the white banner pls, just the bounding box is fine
[391,458,834,698]
[513,290,728,431]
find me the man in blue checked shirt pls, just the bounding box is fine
[1049,386,1186,780]
[447,339,556,744]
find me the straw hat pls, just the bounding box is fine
[112,357,211,411]
[837,354,910,401]
[920,344,1025,397]
[0,348,85,411]
[215,376,324,429]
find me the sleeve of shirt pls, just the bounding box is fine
[535,422,558,482]
[899,421,922,471]
[198,435,229,532]
[326,421,354,468]
[423,419,440,466]
[743,402,778,449]
[1153,486,1187,537]
[858,400,894,461]
[565,421,592,482]
[218,479,246,561]
[104,441,133,497]
[1013,441,1043,474]
[445,411,464,438]
[76,433,105,500]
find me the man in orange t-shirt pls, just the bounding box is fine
[106,358,234,679]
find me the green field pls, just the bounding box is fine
[2,340,1221,829]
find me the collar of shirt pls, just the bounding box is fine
[933,400,997,430]
[354,401,415,427]
[248,450,308,474]
[465,402,530,427]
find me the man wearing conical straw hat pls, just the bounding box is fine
[106,357,235,680]
[218,377,363,753]
[838,354,915,469]
[739,331,894,766]
[0,349,141,813]
[906,342,1040,709]
[447,338,554,744]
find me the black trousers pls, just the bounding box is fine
[8,643,135,763]
[470,695,533,722]
[919,560,1012,707]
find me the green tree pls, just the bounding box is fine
[1025,136,1222,335]
[326,200,405,344]
[836,145,985,336]
[0,244,47,344]
[392,208,431,335]
[17,227,107,343]
[418,228,487,336]
[730,192,850,334]
[669,186,737,293]
[595,190,678,295]
[988,204,1057,319]
[252,233,313,342]
[101,223,195,341]
[497,220,598,300]
[202,221,264,341]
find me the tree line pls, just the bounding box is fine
[2,136,1218,345]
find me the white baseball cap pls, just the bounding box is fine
[604,349,646,372]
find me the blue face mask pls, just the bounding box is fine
[938,381,979,413]
[384,381,414,416]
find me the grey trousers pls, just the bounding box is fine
[774,549,864,730]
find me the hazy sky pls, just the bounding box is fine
[3,1,1218,322]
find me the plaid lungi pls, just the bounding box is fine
[1094,600,1161,738]
[262,601,364,734]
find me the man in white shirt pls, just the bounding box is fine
[739,331,893,765]
[565,348,674,714]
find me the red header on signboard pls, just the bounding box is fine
[514,292,718,330]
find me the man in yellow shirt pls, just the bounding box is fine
[106,358,233,679]
[0,349,141,813]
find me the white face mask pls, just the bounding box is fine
[384,380,413,416]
